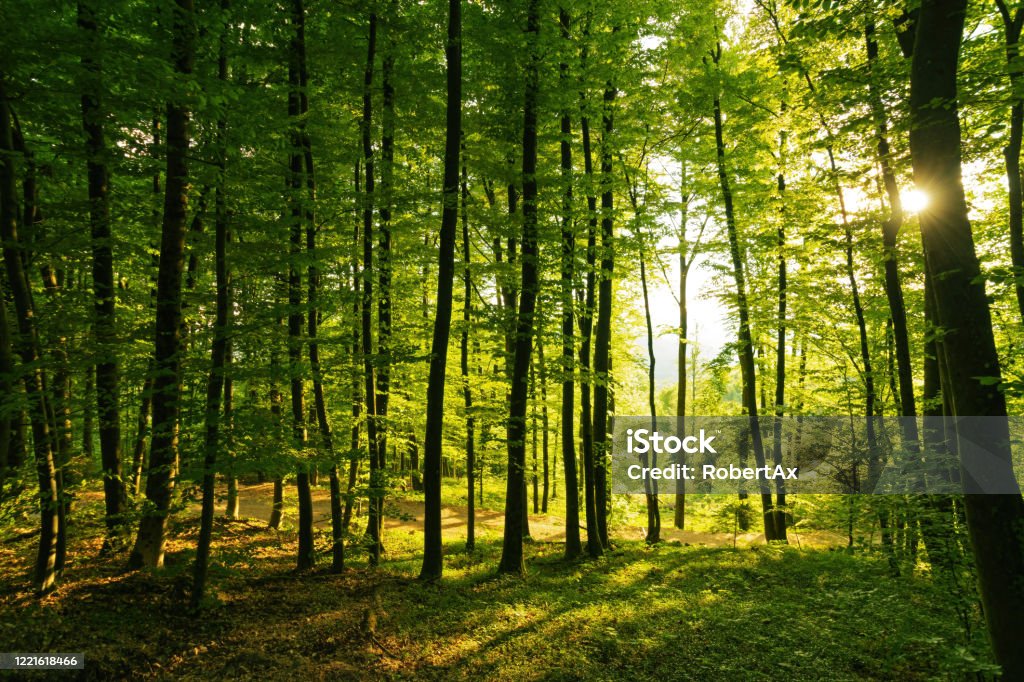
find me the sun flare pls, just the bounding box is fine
[901,188,930,214]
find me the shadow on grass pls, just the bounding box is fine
[0,510,992,680]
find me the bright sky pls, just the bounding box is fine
[634,232,730,389]
[633,158,1000,399]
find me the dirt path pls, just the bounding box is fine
[71,483,838,548]
[233,482,570,541]
[230,483,840,548]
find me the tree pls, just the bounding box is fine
[78,0,127,547]
[421,0,461,581]
[129,0,195,570]
[0,80,60,594]
[191,0,233,608]
[287,0,314,572]
[578,56,602,558]
[361,11,383,566]
[909,0,1024,673]
[460,141,476,552]
[591,74,617,551]
[498,0,541,577]
[709,40,780,542]
[558,7,583,559]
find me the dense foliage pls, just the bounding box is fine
[1,0,1023,676]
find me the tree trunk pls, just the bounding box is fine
[300,96,340,569]
[223,334,237,520]
[578,91,602,559]
[269,477,284,529]
[711,43,777,541]
[460,140,475,552]
[130,362,154,496]
[268,330,285,530]
[128,0,195,569]
[80,352,93,467]
[345,161,364,526]
[498,0,540,576]
[305,132,340,571]
[638,242,661,544]
[131,116,162,497]
[192,0,231,606]
[538,337,549,514]
[909,1,1024,673]
[33,191,70,572]
[674,162,689,531]
[361,12,383,566]
[376,2,396,526]
[420,0,460,581]
[772,135,788,542]
[1,83,60,594]
[531,362,539,515]
[591,79,616,551]
[866,21,919,437]
[79,0,128,546]
[288,0,314,571]
[558,8,582,558]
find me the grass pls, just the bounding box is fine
[0,481,996,680]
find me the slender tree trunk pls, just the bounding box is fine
[866,22,919,440]
[638,242,661,543]
[578,94,601,559]
[306,136,340,571]
[376,2,396,522]
[459,141,476,552]
[711,43,777,541]
[674,162,689,531]
[362,12,383,566]
[79,0,127,544]
[342,161,364,531]
[223,335,237,519]
[128,0,195,569]
[32,184,70,571]
[291,0,336,569]
[531,362,539,515]
[837,151,880,494]
[131,367,154,496]
[591,79,617,550]
[420,0,460,581]
[498,0,540,576]
[287,0,314,571]
[772,131,788,542]
[1,83,60,594]
[538,338,549,514]
[268,344,284,530]
[80,351,93,467]
[192,0,231,607]
[909,2,1024,673]
[269,477,284,528]
[131,117,162,495]
[558,8,582,558]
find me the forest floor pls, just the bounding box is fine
[226,482,837,550]
[0,482,993,681]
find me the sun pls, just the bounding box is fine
[901,188,930,214]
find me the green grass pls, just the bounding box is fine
[376,535,991,680]
[0,482,995,681]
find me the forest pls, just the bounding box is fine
[1,0,1024,678]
